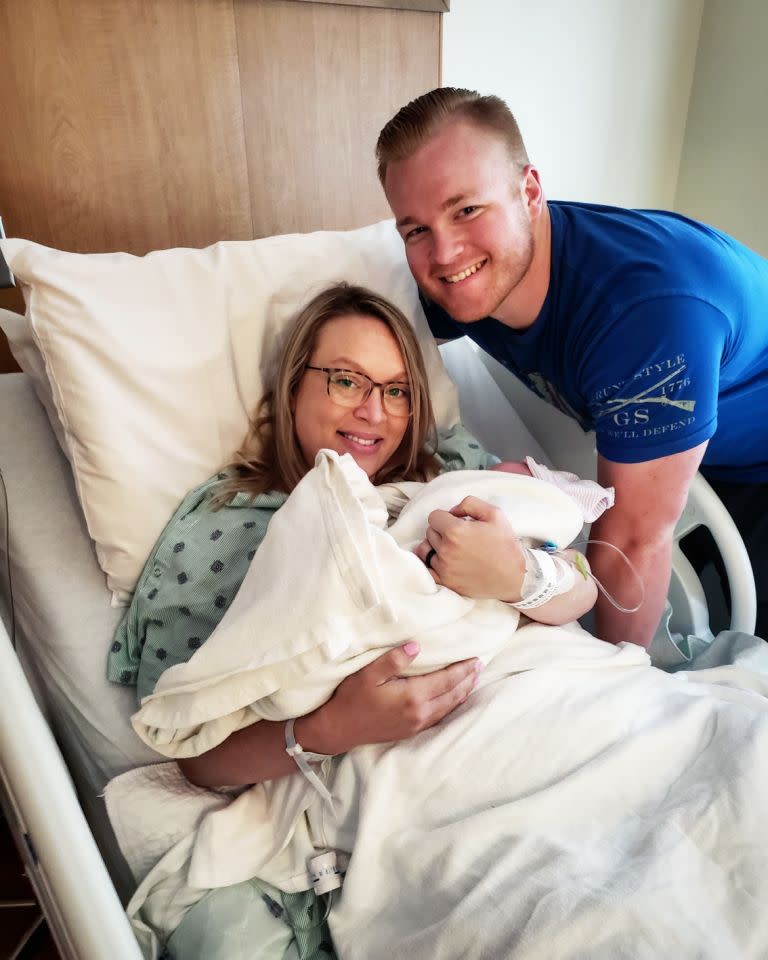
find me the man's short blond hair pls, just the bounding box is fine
[376,87,530,185]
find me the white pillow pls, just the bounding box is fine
[0,221,460,604]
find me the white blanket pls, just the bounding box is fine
[132,454,587,756]
[323,663,768,960]
[111,453,768,959]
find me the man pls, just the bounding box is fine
[376,87,768,647]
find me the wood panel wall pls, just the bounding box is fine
[0,0,442,372]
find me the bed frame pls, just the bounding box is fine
[0,615,142,960]
[0,336,758,959]
[472,347,758,641]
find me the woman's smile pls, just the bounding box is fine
[292,313,411,479]
[338,430,382,451]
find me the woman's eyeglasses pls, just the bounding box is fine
[305,366,412,417]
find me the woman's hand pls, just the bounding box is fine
[178,644,481,789]
[300,643,483,755]
[413,498,596,625]
[415,496,527,602]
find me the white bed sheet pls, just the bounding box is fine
[0,373,160,899]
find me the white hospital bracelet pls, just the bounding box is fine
[511,548,559,610]
[285,718,335,805]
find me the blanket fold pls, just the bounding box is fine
[132,454,587,757]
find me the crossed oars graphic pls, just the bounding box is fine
[596,364,696,419]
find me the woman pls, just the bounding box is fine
[109,284,597,960]
[111,282,596,785]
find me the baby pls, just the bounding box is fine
[381,457,614,614]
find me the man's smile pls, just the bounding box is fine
[441,259,488,284]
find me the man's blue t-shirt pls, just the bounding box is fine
[422,201,768,483]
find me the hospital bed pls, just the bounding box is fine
[0,224,758,960]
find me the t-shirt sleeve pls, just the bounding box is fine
[584,297,726,463]
[419,289,464,341]
[435,423,500,472]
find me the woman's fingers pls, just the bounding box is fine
[420,499,526,600]
[323,649,482,751]
[422,666,480,720]
[414,529,442,563]
[385,657,482,734]
[441,496,498,524]
[362,641,421,684]
[408,656,482,703]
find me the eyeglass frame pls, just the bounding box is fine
[304,365,413,417]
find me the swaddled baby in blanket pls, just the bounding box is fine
[132,449,613,756]
[383,454,615,620]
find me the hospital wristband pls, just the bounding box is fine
[285,717,335,805]
[510,548,559,610]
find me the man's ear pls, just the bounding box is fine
[521,165,545,219]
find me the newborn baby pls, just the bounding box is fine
[381,457,613,610]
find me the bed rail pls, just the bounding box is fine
[0,617,143,960]
[474,343,758,638]
[670,471,757,636]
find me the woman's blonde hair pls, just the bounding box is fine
[376,86,529,185]
[211,283,441,506]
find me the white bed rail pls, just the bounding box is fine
[669,471,757,637]
[471,342,757,637]
[0,617,143,960]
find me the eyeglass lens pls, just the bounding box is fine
[327,370,411,415]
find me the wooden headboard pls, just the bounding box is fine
[0,0,444,371]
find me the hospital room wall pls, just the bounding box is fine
[442,0,705,209]
[674,0,768,257]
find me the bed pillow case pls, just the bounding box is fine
[0,221,460,603]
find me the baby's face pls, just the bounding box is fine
[490,461,532,476]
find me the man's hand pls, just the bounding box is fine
[414,496,526,601]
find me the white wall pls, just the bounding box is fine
[674,0,768,255]
[442,0,704,208]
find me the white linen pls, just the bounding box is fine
[0,373,159,902]
[132,455,587,757]
[110,646,768,958]
[0,221,459,602]
[324,661,768,960]
[108,451,768,958]
[524,456,615,522]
